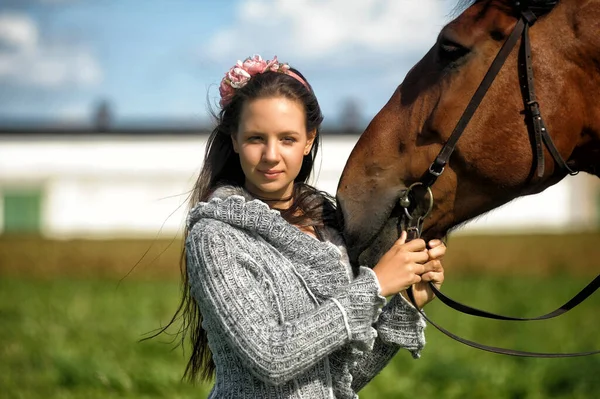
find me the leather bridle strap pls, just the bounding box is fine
[521,19,579,178]
[428,274,600,321]
[405,222,600,356]
[422,10,578,189]
[421,17,527,188]
[407,286,600,357]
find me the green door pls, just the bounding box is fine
[2,188,43,234]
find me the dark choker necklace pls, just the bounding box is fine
[246,190,293,203]
[255,194,293,203]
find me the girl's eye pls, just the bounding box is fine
[282,137,296,144]
[247,136,263,142]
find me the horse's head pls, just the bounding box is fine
[337,0,600,265]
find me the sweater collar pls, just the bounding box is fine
[187,185,352,298]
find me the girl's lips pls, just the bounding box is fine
[258,170,283,179]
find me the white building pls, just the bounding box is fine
[1,128,598,238]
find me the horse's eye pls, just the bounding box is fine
[438,38,470,63]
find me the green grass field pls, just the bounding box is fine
[1,274,598,399]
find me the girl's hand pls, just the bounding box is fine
[406,239,446,309]
[372,231,433,297]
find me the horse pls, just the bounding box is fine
[336,0,600,268]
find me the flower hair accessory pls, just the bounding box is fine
[219,54,309,107]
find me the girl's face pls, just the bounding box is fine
[233,96,315,200]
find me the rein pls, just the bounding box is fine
[399,3,599,357]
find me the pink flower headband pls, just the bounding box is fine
[218,54,309,107]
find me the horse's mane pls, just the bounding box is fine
[453,0,560,16]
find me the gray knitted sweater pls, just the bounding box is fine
[186,186,426,398]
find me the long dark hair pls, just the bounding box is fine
[160,67,338,382]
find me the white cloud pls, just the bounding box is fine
[0,12,102,88]
[207,0,450,64]
[0,13,37,50]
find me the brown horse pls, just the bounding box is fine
[337,0,600,266]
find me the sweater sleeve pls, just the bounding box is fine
[374,292,426,358]
[347,294,427,393]
[186,223,385,386]
[330,295,425,397]
[349,338,400,391]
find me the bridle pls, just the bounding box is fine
[397,1,600,357]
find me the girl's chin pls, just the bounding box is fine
[249,181,294,198]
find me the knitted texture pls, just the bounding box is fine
[376,294,427,358]
[186,186,426,398]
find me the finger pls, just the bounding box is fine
[428,244,446,260]
[411,274,423,285]
[394,230,407,247]
[401,251,429,266]
[409,251,430,264]
[413,261,434,276]
[421,259,442,273]
[428,239,443,248]
[402,238,427,252]
[420,271,445,284]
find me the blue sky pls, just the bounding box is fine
[0,0,457,127]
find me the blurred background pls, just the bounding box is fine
[1,1,598,398]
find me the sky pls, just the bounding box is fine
[0,0,459,128]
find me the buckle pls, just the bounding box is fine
[428,164,445,177]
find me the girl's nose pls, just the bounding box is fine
[262,141,279,162]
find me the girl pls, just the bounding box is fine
[175,55,445,398]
